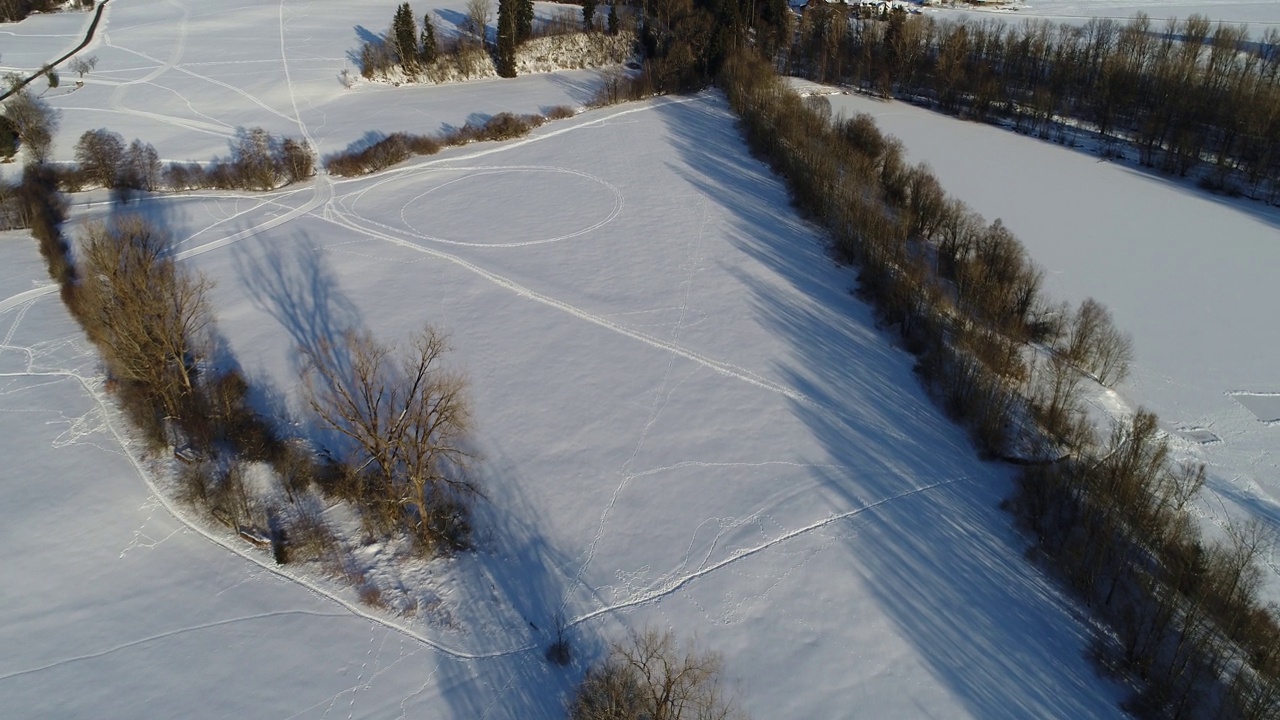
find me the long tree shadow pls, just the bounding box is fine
[429,444,607,719]
[230,232,597,717]
[650,94,1126,718]
[233,233,360,371]
[232,232,363,451]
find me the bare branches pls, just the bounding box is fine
[465,0,491,46]
[1063,297,1134,387]
[69,55,97,79]
[300,324,474,552]
[570,628,745,720]
[2,87,59,163]
[78,215,213,425]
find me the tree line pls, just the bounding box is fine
[719,48,1279,719]
[1,125,315,227]
[0,0,92,26]
[357,0,631,83]
[787,9,1280,202]
[69,126,315,193]
[14,140,473,615]
[323,108,572,176]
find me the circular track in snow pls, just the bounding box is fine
[396,166,622,248]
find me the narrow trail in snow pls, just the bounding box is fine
[0,289,965,662]
[0,0,110,104]
[2,73,960,663]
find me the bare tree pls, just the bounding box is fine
[465,0,491,46]
[69,55,97,80]
[2,88,59,163]
[74,128,126,188]
[1063,298,1133,386]
[301,324,474,551]
[570,628,745,720]
[230,126,280,190]
[122,139,162,191]
[280,137,314,183]
[1029,349,1088,450]
[78,216,213,425]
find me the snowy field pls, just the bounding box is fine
[0,94,1129,719]
[0,0,610,169]
[936,0,1280,26]
[815,88,1280,602]
[0,1,1141,717]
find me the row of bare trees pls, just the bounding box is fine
[357,0,629,84]
[64,126,314,194]
[787,10,1280,203]
[16,137,474,573]
[67,213,476,557]
[720,49,1278,718]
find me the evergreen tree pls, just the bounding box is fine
[607,0,618,36]
[419,13,438,66]
[496,0,518,77]
[582,0,597,31]
[392,2,420,73]
[516,0,534,44]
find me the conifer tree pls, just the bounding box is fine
[582,0,597,31]
[419,13,438,66]
[496,0,518,78]
[392,2,420,73]
[516,0,534,44]
[607,0,618,36]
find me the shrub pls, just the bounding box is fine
[300,325,476,555]
[284,503,339,562]
[569,628,745,720]
[324,133,418,176]
[271,441,320,501]
[544,105,576,120]
[474,112,541,141]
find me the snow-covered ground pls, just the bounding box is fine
[933,0,1280,30]
[1,1,1135,718]
[0,93,1129,719]
[0,0,610,168]
[815,87,1280,602]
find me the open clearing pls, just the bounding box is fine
[0,89,1126,719]
[0,0,1191,717]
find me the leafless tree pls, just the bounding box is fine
[122,138,161,191]
[230,126,280,190]
[78,216,213,425]
[1064,298,1133,386]
[74,128,125,188]
[2,88,59,163]
[301,324,474,551]
[69,55,97,79]
[465,0,491,45]
[1029,349,1088,451]
[570,628,745,720]
[280,137,314,183]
